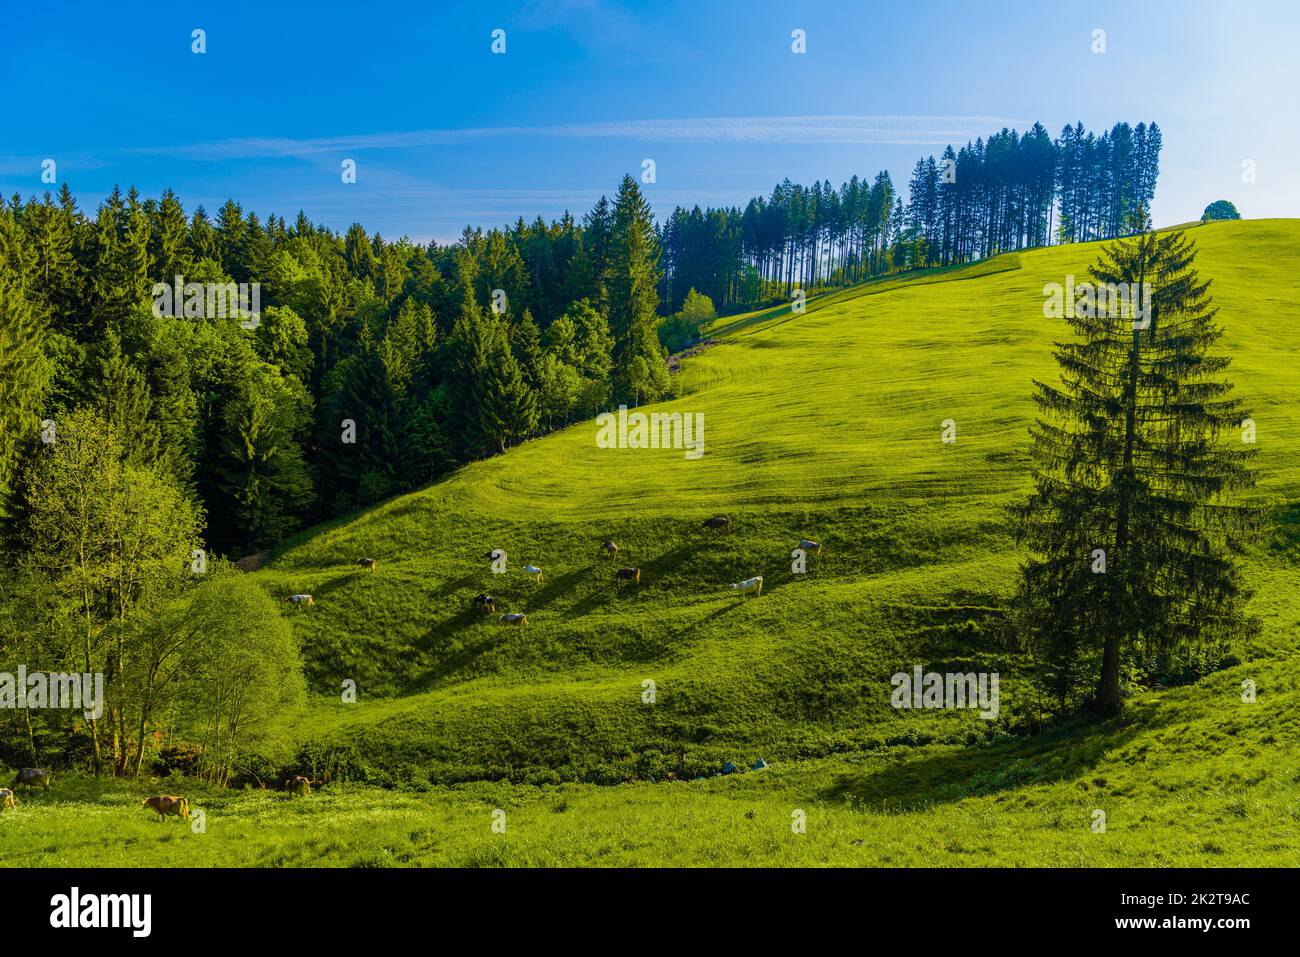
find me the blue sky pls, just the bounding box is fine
[3,0,1297,243]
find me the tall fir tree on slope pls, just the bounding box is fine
[1016,217,1259,714]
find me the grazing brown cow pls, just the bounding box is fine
[615,567,641,585]
[600,540,618,560]
[11,768,50,791]
[285,594,315,610]
[500,612,527,626]
[285,775,313,797]
[0,788,16,811]
[356,558,377,572]
[473,593,496,614]
[702,516,730,531]
[141,795,189,821]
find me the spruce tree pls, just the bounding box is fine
[510,308,544,388]
[477,317,538,454]
[1016,223,1258,714]
[89,331,161,466]
[318,327,403,511]
[151,188,191,281]
[0,269,49,520]
[606,175,666,403]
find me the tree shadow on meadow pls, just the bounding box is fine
[1268,501,1300,560]
[818,702,1171,811]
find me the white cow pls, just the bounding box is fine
[730,576,763,596]
[500,613,528,626]
[523,564,543,582]
[286,594,315,610]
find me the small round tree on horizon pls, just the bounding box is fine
[1201,200,1241,221]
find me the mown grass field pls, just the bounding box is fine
[6,219,1298,866]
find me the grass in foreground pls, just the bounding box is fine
[5,650,1297,866]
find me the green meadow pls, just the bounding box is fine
[5,218,1298,866]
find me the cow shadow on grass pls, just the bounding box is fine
[409,609,511,688]
[567,538,715,616]
[656,603,735,651]
[422,627,511,684]
[514,565,594,612]
[428,573,479,599]
[279,573,355,606]
[570,576,640,615]
[818,704,1170,811]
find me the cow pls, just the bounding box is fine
[796,539,822,555]
[730,575,763,597]
[615,567,641,585]
[141,795,190,821]
[473,593,496,614]
[0,788,15,811]
[500,613,527,626]
[285,775,313,797]
[285,594,315,610]
[11,768,50,792]
[482,548,506,562]
[523,564,543,582]
[702,516,730,531]
[600,540,618,560]
[356,557,377,572]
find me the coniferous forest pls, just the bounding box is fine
[0,121,1158,556]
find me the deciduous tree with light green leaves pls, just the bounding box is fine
[22,408,203,774]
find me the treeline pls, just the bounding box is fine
[0,119,1162,560]
[656,121,1161,313]
[0,175,667,557]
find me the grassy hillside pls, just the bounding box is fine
[7,219,1296,866]
[246,218,1300,788]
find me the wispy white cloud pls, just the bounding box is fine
[132,115,1034,161]
[0,153,108,178]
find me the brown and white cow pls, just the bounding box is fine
[141,795,190,821]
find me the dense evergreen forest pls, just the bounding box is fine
[0,120,1159,559]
